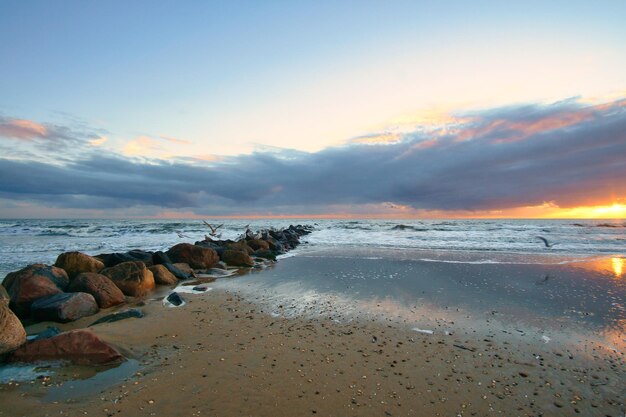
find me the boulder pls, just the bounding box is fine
[221,249,255,267]
[100,261,155,297]
[96,250,154,268]
[148,265,178,285]
[173,263,195,276]
[68,273,125,309]
[10,329,124,365]
[152,251,172,265]
[89,309,144,326]
[194,240,225,256]
[0,285,8,303]
[224,241,254,255]
[166,243,219,269]
[166,292,184,306]
[246,238,270,251]
[163,263,193,280]
[3,264,69,292]
[283,230,300,246]
[0,301,27,354]
[54,251,104,279]
[269,229,286,241]
[254,249,277,261]
[30,292,99,323]
[2,264,69,318]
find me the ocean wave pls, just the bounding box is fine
[572,222,626,228]
[37,231,72,237]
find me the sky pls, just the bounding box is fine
[0,0,625,218]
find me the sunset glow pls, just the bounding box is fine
[613,257,624,278]
[541,203,626,219]
[573,257,626,280]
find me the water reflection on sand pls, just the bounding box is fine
[218,247,626,355]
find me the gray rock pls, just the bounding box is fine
[30,292,99,323]
[89,309,144,326]
[166,292,184,306]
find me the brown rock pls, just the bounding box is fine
[264,236,282,252]
[166,243,219,269]
[148,265,178,285]
[10,329,124,365]
[54,251,104,279]
[95,250,154,268]
[254,249,277,260]
[173,263,195,276]
[100,261,155,297]
[0,285,8,303]
[30,292,99,323]
[0,302,27,354]
[246,239,270,251]
[221,249,255,267]
[2,264,69,318]
[224,241,254,255]
[68,273,125,309]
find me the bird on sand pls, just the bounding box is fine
[536,236,557,248]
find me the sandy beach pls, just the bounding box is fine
[1,278,624,417]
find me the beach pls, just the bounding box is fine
[1,240,624,417]
[1,290,624,417]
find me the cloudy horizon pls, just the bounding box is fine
[1,96,625,218]
[1,1,625,219]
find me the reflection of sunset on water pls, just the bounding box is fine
[572,256,626,279]
[612,257,624,278]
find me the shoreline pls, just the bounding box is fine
[1,287,624,416]
[216,248,626,352]
[0,224,624,416]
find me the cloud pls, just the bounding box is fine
[0,114,110,165]
[0,118,48,140]
[122,136,162,156]
[122,135,193,158]
[160,135,192,145]
[350,132,402,145]
[0,96,625,216]
[89,136,108,146]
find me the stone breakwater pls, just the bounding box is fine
[0,224,313,365]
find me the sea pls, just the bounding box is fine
[1,218,625,374]
[1,218,624,279]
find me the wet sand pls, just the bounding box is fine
[0,286,624,417]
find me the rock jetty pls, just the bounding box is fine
[0,224,312,364]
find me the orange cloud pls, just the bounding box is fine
[194,154,221,162]
[457,98,626,143]
[88,136,108,146]
[160,135,192,145]
[413,138,439,150]
[0,118,48,140]
[122,136,161,156]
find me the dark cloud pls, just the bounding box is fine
[0,98,625,215]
